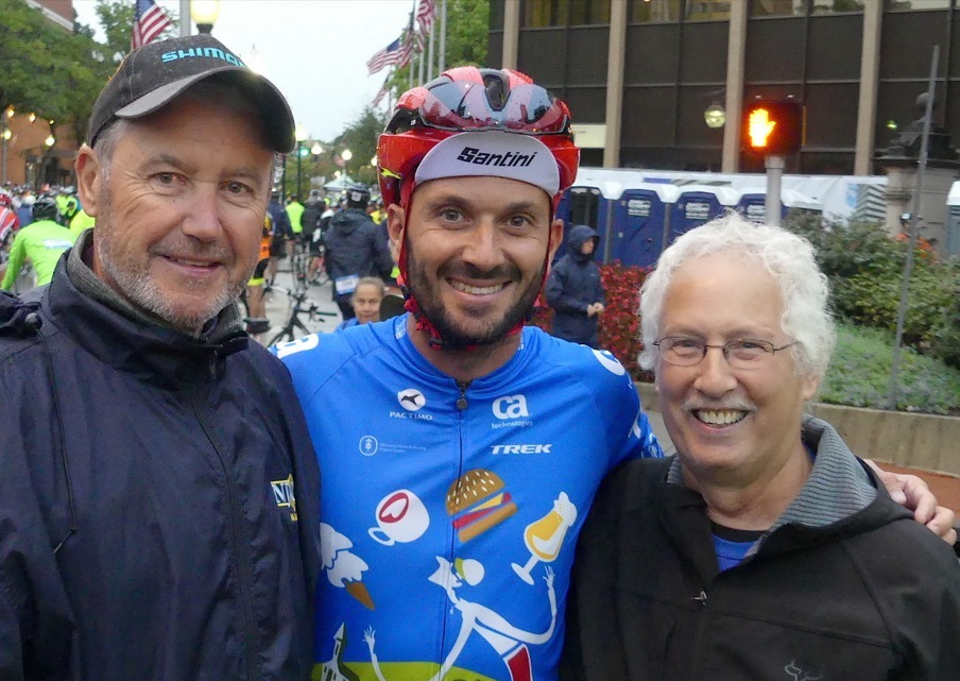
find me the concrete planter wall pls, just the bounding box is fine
[636,383,960,477]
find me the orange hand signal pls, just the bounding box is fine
[748,108,777,148]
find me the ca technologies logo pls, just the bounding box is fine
[491,394,533,429]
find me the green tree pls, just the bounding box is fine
[336,106,387,186]
[0,0,114,144]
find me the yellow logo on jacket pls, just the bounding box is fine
[271,474,298,521]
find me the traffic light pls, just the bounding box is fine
[741,99,804,155]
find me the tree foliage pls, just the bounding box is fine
[0,0,114,143]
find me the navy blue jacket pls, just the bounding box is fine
[323,207,392,299]
[546,224,605,346]
[0,258,321,680]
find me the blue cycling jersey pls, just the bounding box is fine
[277,315,662,681]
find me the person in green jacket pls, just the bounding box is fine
[285,194,304,236]
[1,197,77,290]
[69,207,96,233]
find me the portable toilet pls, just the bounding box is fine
[560,168,645,263]
[737,187,822,223]
[946,181,960,258]
[610,183,680,268]
[669,185,740,242]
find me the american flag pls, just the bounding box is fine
[415,0,435,49]
[367,37,403,75]
[367,31,415,75]
[131,0,173,50]
[372,77,390,107]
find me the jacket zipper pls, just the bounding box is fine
[191,385,260,680]
[690,587,709,678]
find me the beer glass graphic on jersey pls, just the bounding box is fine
[511,491,577,585]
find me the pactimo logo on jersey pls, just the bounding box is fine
[491,394,533,429]
[392,388,433,421]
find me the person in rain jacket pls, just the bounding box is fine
[546,224,605,348]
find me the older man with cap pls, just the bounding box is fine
[561,213,960,681]
[0,35,320,680]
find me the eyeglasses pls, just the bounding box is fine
[653,337,797,370]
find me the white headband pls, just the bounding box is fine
[414,131,560,196]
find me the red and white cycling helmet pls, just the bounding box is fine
[376,66,579,211]
[376,68,580,349]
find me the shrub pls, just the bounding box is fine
[531,263,650,378]
[818,323,960,415]
[782,214,960,368]
[597,264,650,379]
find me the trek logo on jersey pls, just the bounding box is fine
[456,146,537,168]
[271,474,298,521]
[491,444,552,455]
[161,47,246,68]
[491,394,533,429]
[391,388,433,421]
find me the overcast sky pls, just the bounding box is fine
[73,0,416,141]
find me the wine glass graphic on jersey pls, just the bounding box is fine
[511,492,577,585]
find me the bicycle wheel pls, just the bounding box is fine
[267,326,294,347]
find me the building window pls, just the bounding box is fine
[631,0,683,22]
[885,0,951,9]
[523,0,569,27]
[522,0,611,26]
[570,0,611,24]
[685,0,732,21]
[811,0,864,14]
[749,0,806,16]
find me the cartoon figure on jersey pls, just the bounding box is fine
[364,557,556,681]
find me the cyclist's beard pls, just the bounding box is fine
[403,235,543,350]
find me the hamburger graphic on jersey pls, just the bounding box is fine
[446,469,518,542]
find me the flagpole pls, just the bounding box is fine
[427,15,436,81]
[180,0,191,36]
[418,42,426,85]
[439,0,447,73]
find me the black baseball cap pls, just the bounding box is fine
[87,34,295,153]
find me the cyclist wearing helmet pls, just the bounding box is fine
[276,67,663,681]
[323,184,393,319]
[1,196,76,290]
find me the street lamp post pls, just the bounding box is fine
[1,106,13,186]
[341,148,352,183]
[191,0,221,34]
[295,123,307,199]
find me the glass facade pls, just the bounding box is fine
[630,0,683,22]
[522,0,611,27]
[498,0,960,174]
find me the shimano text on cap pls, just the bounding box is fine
[86,34,295,153]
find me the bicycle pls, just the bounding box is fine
[266,285,339,346]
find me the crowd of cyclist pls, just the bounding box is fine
[0,184,88,291]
